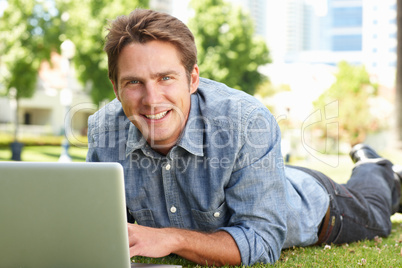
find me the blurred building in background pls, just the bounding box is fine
[167,0,397,88]
[0,52,96,138]
[266,0,397,87]
[150,0,173,14]
[0,0,175,139]
[231,0,267,37]
[363,0,397,87]
[262,0,397,153]
[0,0,397,148]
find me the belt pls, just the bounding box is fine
[315,205,331,245]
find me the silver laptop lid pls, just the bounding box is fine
[0,162,131,268]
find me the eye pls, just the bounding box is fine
[161,76,171,81]
[129,80,140,84]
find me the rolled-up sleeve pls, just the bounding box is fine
[218,108,288,265]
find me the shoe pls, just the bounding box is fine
[393,165,402,180]
[350,144,402,213]
[349,144,382,164]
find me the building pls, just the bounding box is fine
[363,0,397,87]
[0,52,96,139]
[167,0,268,37]
[0,1,176,140]
[1,0,397,140]
[231,0,267,37]
[265,0,397,86]
[150,0,173,13]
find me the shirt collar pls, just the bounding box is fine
[125,123,147,157]
[176,93,204,157]
[125,92,205,157]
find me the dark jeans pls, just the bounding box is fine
[290,159,396,245]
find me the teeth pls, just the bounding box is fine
[145,111,168,120]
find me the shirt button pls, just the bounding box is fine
[213,212,220,218]
[170,206,177,213]
[165,164,171,170]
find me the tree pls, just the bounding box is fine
[0,0,149,159]
[0,0,150,108]
[0,0,60,143]
[53,0,149,104]
[314,61,379,146]
[188,0,270,95]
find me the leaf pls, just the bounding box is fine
[188,0,270,95]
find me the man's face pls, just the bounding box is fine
[112,40,199,155]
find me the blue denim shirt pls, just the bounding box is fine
[87,78,329,265]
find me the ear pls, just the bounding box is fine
[111,80,120,101]
[189,64,200,94]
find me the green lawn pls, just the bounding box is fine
[132,221,402,267]
[1,145,402,267]
[0,145,88,162]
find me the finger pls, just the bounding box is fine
[129,245,137,258]
[127,224,137,247]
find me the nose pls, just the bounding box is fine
[142,82,162,106]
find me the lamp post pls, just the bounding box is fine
[59,39,75,162]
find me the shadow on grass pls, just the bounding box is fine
[70,155,86,161]
[39,151,61,159]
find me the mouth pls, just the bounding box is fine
[144,110,170,120]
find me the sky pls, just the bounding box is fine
[171,0,192,23]
[0,0,7,16]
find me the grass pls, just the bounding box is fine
[1,145,402,267]
[132,224,402,267]
[0,145,88,162]
[275,228,402,267]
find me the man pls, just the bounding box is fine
[87,9,402,266]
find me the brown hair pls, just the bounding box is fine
[104,9,197,85]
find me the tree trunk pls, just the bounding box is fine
[13,97,19,142]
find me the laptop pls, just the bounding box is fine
[0,162,181,268]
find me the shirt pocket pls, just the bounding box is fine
[191,202,229,232]
[128,208,156,228]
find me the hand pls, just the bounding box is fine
[127,223,179,258]
[127,223,241,266]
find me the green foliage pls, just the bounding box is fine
[6,58,38,100]
[314,61,378,146]
[54,0,149,104]
[0,0,149,106]
[256,81,291,98]
[0,0,63,141]
[0,0,59,99]
[188,0,270,95]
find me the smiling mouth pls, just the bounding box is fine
[144,110,170,120]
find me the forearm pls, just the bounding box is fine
[172,229,241,266]
[128,224,241,266]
